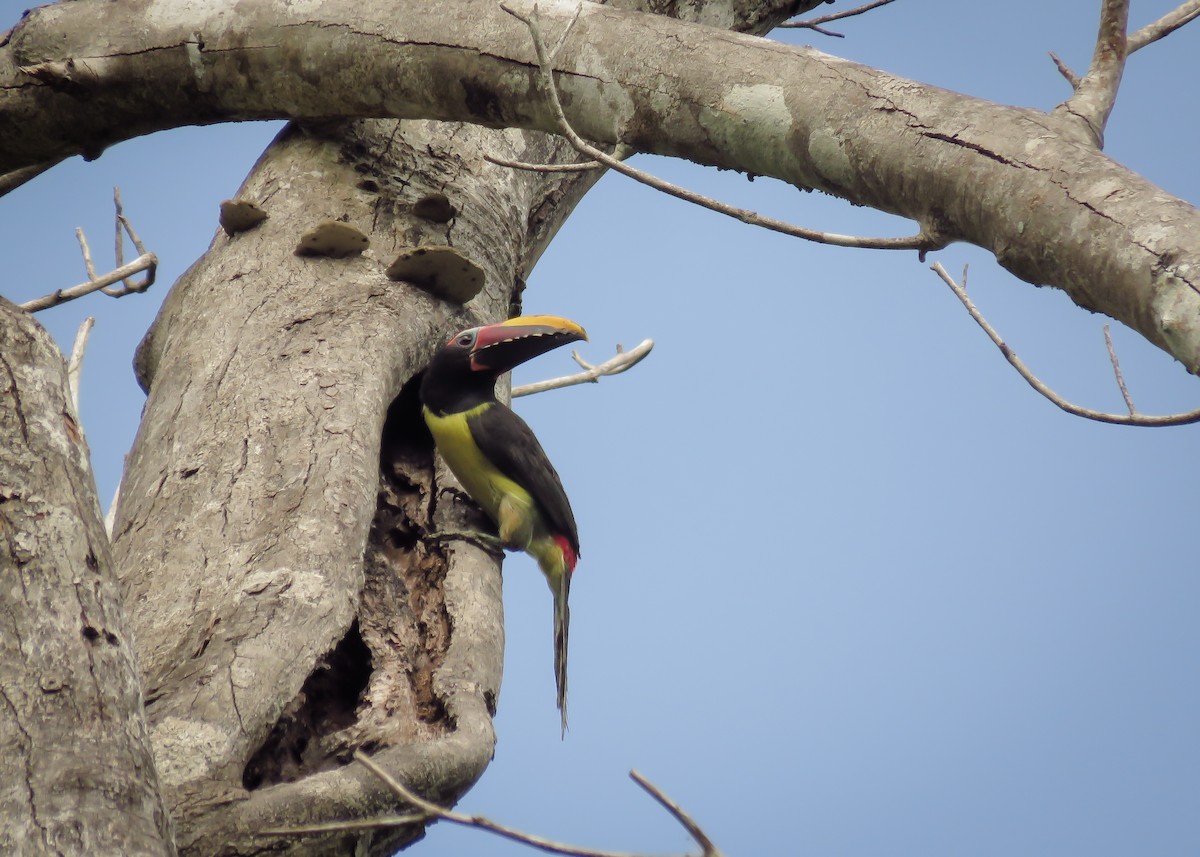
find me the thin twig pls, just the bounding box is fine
[1128,0,1200,51]
[629,771,723,857]
[77,227,99,280]
[485,143,633,174]
[1048,51,1080,89]
[778,0,899,34]
[1103,324,1136,415]
[496,2,940,253]
[67,317,95,415]
[931,263,1200,427]
[104,187,154,296]
[485,154,604,172]
[513,339,654,397]
[1054,0,1130,146]
[265,750,723,857]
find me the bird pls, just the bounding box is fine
[420,315,586,735]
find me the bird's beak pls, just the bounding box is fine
[470,315,588,373]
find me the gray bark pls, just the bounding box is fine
[0,299,172,856]
[3,0,1200,370]
[75,1,815,854]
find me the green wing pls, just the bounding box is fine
[467,403,580,556]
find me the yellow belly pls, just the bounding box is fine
[423,404,536,545]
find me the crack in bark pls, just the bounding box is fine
[0,354,30,448]
[919,131,1026,168]
[0,684,49,849]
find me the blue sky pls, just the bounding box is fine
[3,1,1198,855]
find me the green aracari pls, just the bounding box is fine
[420,315,586,734]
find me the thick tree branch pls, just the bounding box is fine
[501,2,939,252]
[5,0,1199,373]
[1128,0,1200,51]
[1054,0,1129,145]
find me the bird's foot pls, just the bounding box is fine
[424,529,507,558]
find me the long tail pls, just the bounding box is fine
[554,570,570,737]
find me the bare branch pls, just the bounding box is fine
[1103,324,1137,415]
[1048,51,1080,89]
[19,190,158,312]
[1054,0,1129,146]
[1128,0,1200,51]
[19,253,158,312]
[496,2,942,254]
[67,316,95,415]
[485,154,603,172]
[103,187,154,297]
[0,161,56,197]
[931,263,1200,427]
[778,0,899,34]
[630,771,723,857]
[264,750,724,857]
[513,339,654,397]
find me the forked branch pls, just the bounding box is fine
[495,2,943,254]
[263,750,725,857]
[1052,0,1199,85]
[513,339,654,397]
[1054,0,1129,146]
[931,263,1200,427]
[19,188,157,312]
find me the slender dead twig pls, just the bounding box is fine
[20,188,157,312]
[66,317,95,415]
[495,2,941,254]
[1048,51,1081,89]
[1128,0,1200,51]
[264,750,724,857]
[485,143,633,174]
[931,263,1200,427]
[485,154,604,172]
[778,0,899,35]
[103,187,155,297]
[1053,0,1129,145]
[629,771,722,857]
[1103,324,1137,416]
[513,339,654,397]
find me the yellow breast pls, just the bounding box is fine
[422,404,533,533]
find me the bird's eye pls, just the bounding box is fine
[457,332,475,347]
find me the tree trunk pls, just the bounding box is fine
[0,300,172,856]
[99,2,817,853]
